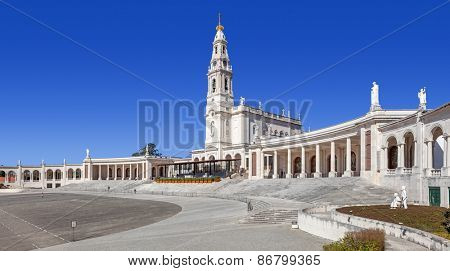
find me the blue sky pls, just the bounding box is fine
[0,0,449,165]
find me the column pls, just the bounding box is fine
[314,144,321,178]
[300,147,306,178]
[273,150,279,178]
[397,143,404,174]
[360,128,366,173]
[329,141,336,177]
[137,163,140,180]
[98,165,102,180]
[287,148,292,178]
[344,137,353,177]
[370,124,378,173]
[259,150,265,178]
[442,136,450,176]
[427,141,433,172]
[106,165,109,180]
[380,147,385,172]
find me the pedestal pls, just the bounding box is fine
[313,172,322,178]
[343,171,353,177]
[328,171,337,177]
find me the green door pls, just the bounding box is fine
[429,187,441,206]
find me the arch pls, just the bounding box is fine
[46,169,53,180]
[109,168,113,179]
[293,157,301,174]
[428,124,445,140]
[431,126,444,169]
[8,171,16,183]
[151,167,156,178]
[310,156,316,173]
[212,78,216,92]
[75,169,82,179]
[32,170,40,181]
[201,157,205,161]
[125,168,130,178]
[55,170,62,180]
[208,155,215,161]
[159,167,164,177]
[404,132,415,168]
[68,168,74,180]
[134,168,138,179]
[0,170,5,183]
[117,168,122,178]
[225,154,232,160]
[194,158,199,162]
[387,136,398,169]
[23,170,31,181]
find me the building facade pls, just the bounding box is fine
[191,20,450,206]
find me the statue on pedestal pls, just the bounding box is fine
[370,81,381,111]
[86,149,90,159]
[418,87,427,110]
[401,186,408,209]
[239,96,245,106]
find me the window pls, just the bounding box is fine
[215,46,217,54]
[212,79,216,92]
[223,60,227,67]
[225,78,228,91]
[222,46,225,53]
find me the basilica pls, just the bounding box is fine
[1,19,449,207]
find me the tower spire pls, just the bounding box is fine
[216,12,224,31]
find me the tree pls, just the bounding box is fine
[132,143,162,157]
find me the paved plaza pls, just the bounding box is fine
[0,193,181,250]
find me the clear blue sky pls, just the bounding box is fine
[1,0,449,165]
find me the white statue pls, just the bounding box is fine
[258,101,262,110]
[401,186,408,209]
[390,192,401,209]
[281,109,285,117]
[86,148,90,158]
[418,87,427,109]
[370,81,381,111]
[239,96,245,106]
[145,145,150,156]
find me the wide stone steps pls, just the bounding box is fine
[240,209,298,224]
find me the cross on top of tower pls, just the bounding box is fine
[216,12,224,31]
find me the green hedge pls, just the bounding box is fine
[323,229,385,251]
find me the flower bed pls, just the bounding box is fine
[155,176,221,184]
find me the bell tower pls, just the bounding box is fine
[205,13,234,156]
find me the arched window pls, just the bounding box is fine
[117,168,122,178]
[125,168,130,178]
[75,169,82,179]
[224,77,228,91]
[215,46,217,54]
[212,78,216,92]
[23,170,31,182]
[47,170,54,180]
[8,171,16,183]
[55,170,62,180]
[32,170,40,181]
[222,46,225,54]
[68,169,74,179]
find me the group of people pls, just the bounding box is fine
[390,186,408,209]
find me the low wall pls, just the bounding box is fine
[332,210,450,251]
[297,206,361,241]
[0,189,24,193]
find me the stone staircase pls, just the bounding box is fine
[240,209,298,224]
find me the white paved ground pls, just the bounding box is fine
[43,192,328,251]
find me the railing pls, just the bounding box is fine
[386,169,396,175]
[431,169,441,177]
[402,168,412,175]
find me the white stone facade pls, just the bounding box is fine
[191,20,450,207]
